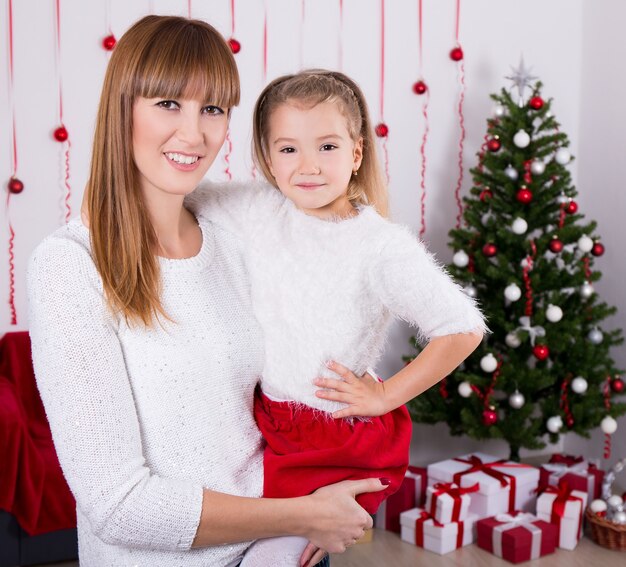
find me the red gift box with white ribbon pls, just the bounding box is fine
[425,482,477,524]
[538,454,604,503]
[536,479,587,550]
[477,511,558,563]
[375,465,426,533]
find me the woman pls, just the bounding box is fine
[27,15,383,567]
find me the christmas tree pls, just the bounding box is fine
[406,61,626,461]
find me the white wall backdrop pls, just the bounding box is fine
[1,0,623,465]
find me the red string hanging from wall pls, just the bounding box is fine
[338,0,344,70]
[374,0,390,183]
[451,0,466,229]
[102,0,116,51]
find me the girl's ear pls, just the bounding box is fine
[353,137,364,171]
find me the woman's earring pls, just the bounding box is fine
[352,169,359,177]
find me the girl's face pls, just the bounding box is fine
[132,96,229,201]
[266,101,363,219]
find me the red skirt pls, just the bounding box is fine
[253,388,412,514]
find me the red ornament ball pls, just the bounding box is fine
[566,415,575,428]
[375,122,389,138]
[482,243,498,257]
[591,242,605,257]
[548,237,564,253]
[102,34,116,51]
[566,200,578,214]
[228,38,241,54]
[487,138,501,152]
[450,47,464,61]
[529,96,544,110]
[7,177,24,194]
[53,126,69,142]
[482,408,498,426]
[533,344,550,361]
[611,378,625,394]
[479,188,493,201]
[412,80,427,95]
[516,187,533,204]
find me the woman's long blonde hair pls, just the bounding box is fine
[85,15,240,326]
[252,69,388,217]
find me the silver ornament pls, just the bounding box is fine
[505,332,521,348]
[504,283,522,302]
[511,217,528,235]
[571,376,588,394]
[546,415,563,433]
[509,390,525,409]
[546,304,563,323]
[458,381,473,398]
[481,213,493,226]
[588,328,604,344]
[453,250,470,268]
[555,148,571,165]
[513,130,531,148]
[530,161,546,175]
[613,511,626,525]
[504,165,518,180]
[463,285,478,298]
[505,57,538,106]
[580,281,594,299]
[492,105,505,118]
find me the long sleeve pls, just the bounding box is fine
[369,224,488,344]
[27,236,203,551]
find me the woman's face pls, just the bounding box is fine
[132,96,229,199]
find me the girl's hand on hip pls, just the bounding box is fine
[314,361,388,418]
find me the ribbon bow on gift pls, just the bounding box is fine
[492,513,543,560]
[414,510,464,550]
[430,482,479,522]
[517,316,546,346]
[541,479,584,547]
[550,454,584,466]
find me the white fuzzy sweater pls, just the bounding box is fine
[27,216,265,566]
[187,182,487,414]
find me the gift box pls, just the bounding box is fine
[427,452,540,518]
[400,507,478,555]
[425,482,476,524]
[375,466,426,532]
[477,511,558,563]
[536,480,588,550]
[538,454,604,503]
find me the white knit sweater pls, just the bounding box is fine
[27,216,265,566]
[187,182,487,414]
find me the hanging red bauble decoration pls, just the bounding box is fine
[450,47,463,61]
[611,377,625,393]
[482,243,497,257]
[548,237,564,253]
[566,200,578,214]
[375,122,389,138]
[529,96,544,110]
[228,38,241,54]
[487,137,501,152]
[482,408,498,426]
[533,344,550,361]
[591,242,605,257]
[412,80,427,95]
[479,188,493,201]
[516,187,533,204]
[565,415,575,428]
[102,34,116,51]
[53,126,69,142]
[7,177,24,194]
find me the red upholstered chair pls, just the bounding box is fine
[0,332,77,567]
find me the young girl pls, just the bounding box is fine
[188,69,487,565]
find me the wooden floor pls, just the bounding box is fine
[40,529,625,566]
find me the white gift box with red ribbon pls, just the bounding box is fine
[375,466,426,532]
[400,507,478,555]
[536,482,587,550]
[424,482,474,524]
[538,460,603,504]
[427,452,540,518]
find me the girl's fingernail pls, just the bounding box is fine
[380,477,391,486]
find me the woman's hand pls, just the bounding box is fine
[314,361,388,419]
[298,477,385,565]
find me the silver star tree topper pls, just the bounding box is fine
[506,56,538,106]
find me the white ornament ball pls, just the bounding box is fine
[571,376,588,394]
[504,283,522,302]
[480,353,498,373]
[588,328,604,345]
[577,235,594,253]
[504,165,518,180]
[492,105,505,118]
[481,213,492,226]
[530,161,546,175]
[555,148,571,165]
[590,499,608,514]
[513,130,531,148]
[607,494,624,508]
[601,415,618,435]
[580,281,594,299]
[511,217,528,235]
[546,304,563,323]
[557,193,569,205]
[463,285,478,299]
[505,332,522,348]
[613,511,626,525]
[453,250,470,268]
[547,416,563,433]
[509,391,525,409]
[520,258,533,270]
[458,381,473,398]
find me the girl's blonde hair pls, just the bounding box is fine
[252,69,389,217]
[85,15,240,326]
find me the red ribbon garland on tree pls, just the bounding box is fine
[451,0,466,228]
[523,240,537,317]
[470,357,502,409]
[560,374,574,429]
[603,376,612,459]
